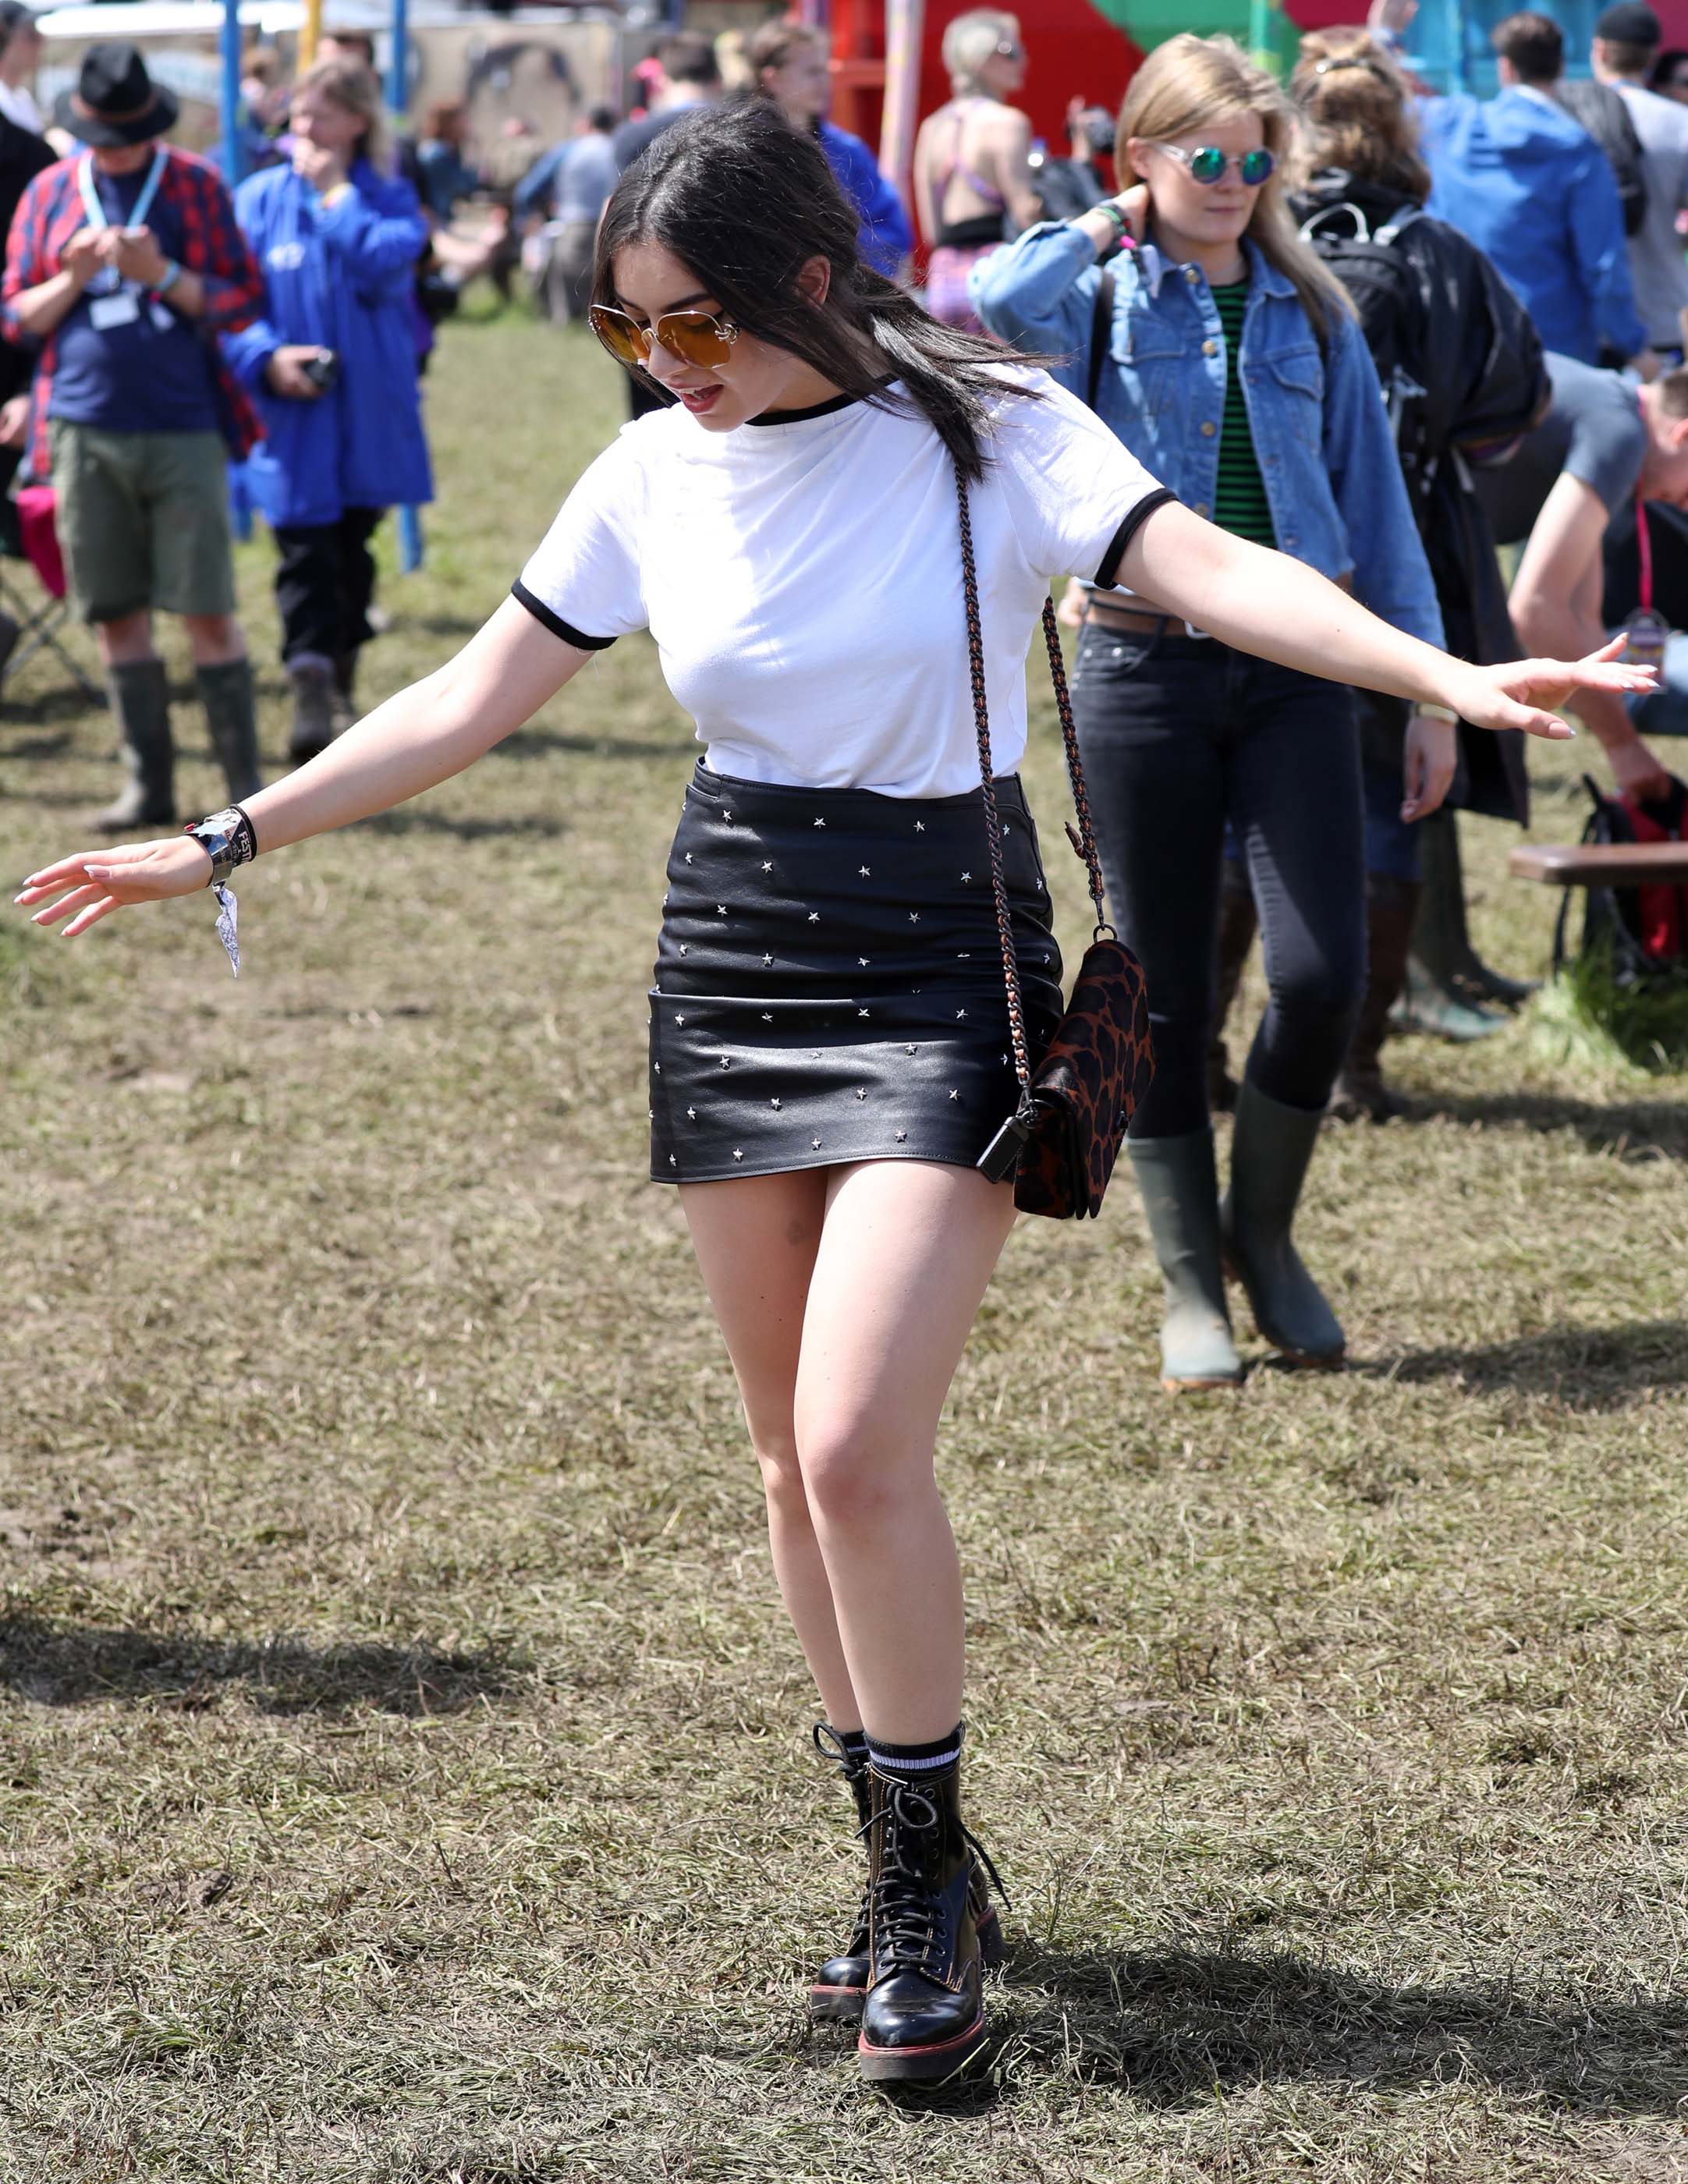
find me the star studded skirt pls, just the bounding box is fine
[649,761,1065,1183]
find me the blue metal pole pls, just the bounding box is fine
[388,0,424,573]
[220,0,244,186]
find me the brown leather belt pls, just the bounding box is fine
[1081,597,1211,640]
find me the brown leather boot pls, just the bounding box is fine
[1207,867,1257,1114]
[857,1756,1004,2082]
[1332,875,1418,1122]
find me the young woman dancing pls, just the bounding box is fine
[14,100,1647,2086]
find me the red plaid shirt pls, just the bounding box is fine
[3,145,264,478]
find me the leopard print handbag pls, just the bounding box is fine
[956,467,1155,1220]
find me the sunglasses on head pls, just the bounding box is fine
[1151,142,1277,186]
[588,303,740,370]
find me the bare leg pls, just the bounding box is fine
[680,1169,858,1727]
[95,609,155,668]
[181,612,246,668]
[796,1161,1018,1744]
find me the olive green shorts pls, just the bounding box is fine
[49,419,236,625]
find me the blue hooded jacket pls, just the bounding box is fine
[1420,85,1646,366]
[224,158,433,529]
[818,120,913,278]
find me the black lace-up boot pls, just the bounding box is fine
[857,1757,1003,2082]
[810,1725,1005,2026]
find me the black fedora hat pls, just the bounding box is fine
[54,41,180,148]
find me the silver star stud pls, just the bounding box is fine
[1002,822,1012,835]
[956,1009,967,1020]
[683,853,693,863]
[858,956,871,967]
[716,905,727,916]
[909,912,920,924]
[854,1087,867,1101]
[722,810,732,824]
[771,1097,782,1111]
[858,1007,870,1018]
[661,891,670,906]
[859,865,871,878]
[647,1107,654,1120]
[676,1014,686,1026]
[958,952,971,960]
[1035,878,1044,892]
[914,821,926,833]
[1001,1054,1009,1066]
[949,1089,960,1101]
[761,860,773,874]
[906,1044,917,1055]
[811,1136,822,1150]
[668,1154,676,1167]
[762,953,774,967]
[679,944,689,956]
[718,1056,730,1069]
[814,817,826,828]
[808,912,821,924]
[895,1130,907,1143]
[960,871,971,883]
[732,1149,743,1161]
[761,1011,773,1023]
[653,1063,661,1075]
[686,1107,697,1121]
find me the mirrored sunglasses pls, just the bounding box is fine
[1153,143,1277,187]
[588,304,740,370]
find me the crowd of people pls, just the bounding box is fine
[12,0,1683,2100]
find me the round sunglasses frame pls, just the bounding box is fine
[1149,142,1277,187]
[588,303,742,371]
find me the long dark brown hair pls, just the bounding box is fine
[592,98,1036,480]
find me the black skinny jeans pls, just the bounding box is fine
[1071,622,1367,1140]
[273,505,384,668]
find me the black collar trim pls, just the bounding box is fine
[745,390,862,426]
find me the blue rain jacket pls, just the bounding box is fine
[224,158,433,528]
[1420,86,1646,367]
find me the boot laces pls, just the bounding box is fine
[858,1781,1009,1982]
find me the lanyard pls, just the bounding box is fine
[77,146,167,235]
[1637,487,1654,614]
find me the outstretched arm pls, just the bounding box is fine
[16,600,592,938]
[1122,501,1654,737]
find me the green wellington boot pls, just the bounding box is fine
[1411,807,1537,1012]
[1221,1080,1345,1369]
[1128,1131,1245,1392]
[195,657,263,803]
[93,658,176,831]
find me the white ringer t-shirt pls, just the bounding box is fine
[513,367,1172,802]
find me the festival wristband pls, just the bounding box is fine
[153,259,181,297]
[1077,201,1136,250]
[1413,703,1459,725]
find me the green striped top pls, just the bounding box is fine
[1210,280,1277,548]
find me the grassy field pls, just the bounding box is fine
[2,312,1687,2184]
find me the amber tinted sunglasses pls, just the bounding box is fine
[588,303,741,370]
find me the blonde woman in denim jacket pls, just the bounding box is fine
[973,34,1452,1392]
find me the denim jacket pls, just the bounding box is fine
[970,224,1445,648]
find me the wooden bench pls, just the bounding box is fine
[1509,842,1688,885]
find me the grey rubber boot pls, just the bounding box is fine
[1128,1130,1244,1392]
[195,656,262,802]
[286,655,335,764]
[1411,807,1537,1012]
[1221,1080,1345,1369]
[94,658,176,831]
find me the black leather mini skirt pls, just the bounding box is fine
[649,761,1064,1184]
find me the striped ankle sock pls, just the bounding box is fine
[865,1723,963,1780]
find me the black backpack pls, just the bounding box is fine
[1297,200,1433,495]
[1555,774,1688,980]
[1552,78,1648,237]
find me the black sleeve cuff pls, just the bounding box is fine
[511,580,617,651]
[1093,487,1179,590]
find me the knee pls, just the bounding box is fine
[752,1430,807,1518]
[797,1420,915,1539]
[1266,945,1365,1032]
[183,614,244,662]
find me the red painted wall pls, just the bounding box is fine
[829,0,1141,162]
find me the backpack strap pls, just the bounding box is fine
[1087,264,1115,413]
